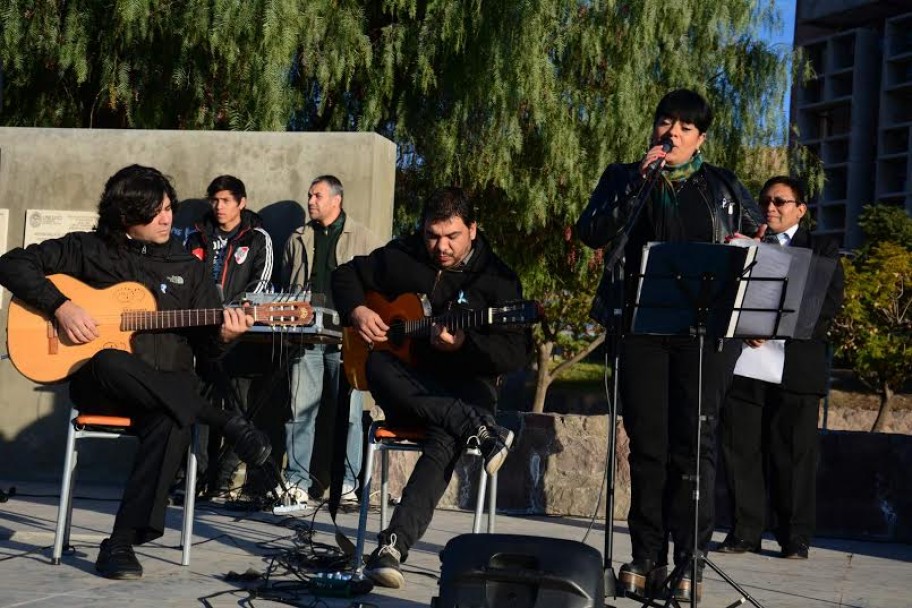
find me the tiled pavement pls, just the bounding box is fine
[0,481,909,607]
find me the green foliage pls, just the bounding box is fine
[549,361,606,388]
[2,0,799,404]
[858,205,912,251]
[833,241,912,398]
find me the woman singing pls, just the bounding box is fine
[576,89,764,602]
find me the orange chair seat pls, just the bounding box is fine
[74,415,132,428]
[374,426,426,442]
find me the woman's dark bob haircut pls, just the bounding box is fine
[653,89,714,134]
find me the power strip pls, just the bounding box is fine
[272,502,311,515]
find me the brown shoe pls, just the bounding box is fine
[618,559,667,597]
[673,568,703,603]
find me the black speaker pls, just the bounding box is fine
[432,533,604,608]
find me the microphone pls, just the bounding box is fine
[647,138,674,172]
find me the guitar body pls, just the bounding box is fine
[7,274,157,383]
[342,292,428,391]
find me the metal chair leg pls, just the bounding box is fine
[52,411,79,565]
[180,426,198,566]
[353,431,378,571]
[380,448,390,531]
[472,462,488,534]
[488,471,497,533]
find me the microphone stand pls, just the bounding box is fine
[600,152,667,599]
[603,152,669,272]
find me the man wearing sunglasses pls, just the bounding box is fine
[718,175,844,560]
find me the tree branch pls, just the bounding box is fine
[549,333,605,380]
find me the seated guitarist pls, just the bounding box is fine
[332,187,532,589]
[0,165,272,580]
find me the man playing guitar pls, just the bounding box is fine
[332,187,532,589]
[0,165,272,580]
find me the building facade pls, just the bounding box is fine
[792,0,912,248]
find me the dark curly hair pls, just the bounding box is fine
[96,165,178,249]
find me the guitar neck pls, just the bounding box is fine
[121,307,266,331]
[401,309,493,337]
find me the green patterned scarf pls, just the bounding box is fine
[651,152,704,239]
[662,152,703,183]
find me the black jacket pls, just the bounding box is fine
[576,161,763,327]
[184,209,273,303]
[780,227,844,395]
[332,231,532,384]
[0,232,224,374]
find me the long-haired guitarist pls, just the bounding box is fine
[332,187,533,589]
[0,165,272,580]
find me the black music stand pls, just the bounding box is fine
[628,242,782,608]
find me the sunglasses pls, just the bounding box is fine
[760,195,799,208]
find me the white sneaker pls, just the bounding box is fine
[286,484,308,506]
[272,483,310,515]
[340,482,358,503]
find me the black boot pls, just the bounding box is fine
[222,416,271,466]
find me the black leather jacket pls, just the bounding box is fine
[576,162,763,327]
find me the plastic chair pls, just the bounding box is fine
[51,408,198,566]
[353,420,498,570]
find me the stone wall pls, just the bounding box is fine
[0,128,395,480]
[370,411,912,543]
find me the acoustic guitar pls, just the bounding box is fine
[342,291,542,391]
[6,274,313,384]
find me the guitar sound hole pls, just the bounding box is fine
[388,323,406,347]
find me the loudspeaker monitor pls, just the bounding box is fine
[432,533,604,608]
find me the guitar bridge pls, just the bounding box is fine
[46,320,59,355]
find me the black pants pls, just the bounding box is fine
[366,351,496,561]
[198,370,253,486]
[199,342,282,490]
[619,334,740,565]
[721,375,820,547]
[69,349,211,544]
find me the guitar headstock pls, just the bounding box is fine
[491,300,544,325]
[250,301,314,327]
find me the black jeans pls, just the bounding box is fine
[619,334,740,564]
[721,375,820,546]
[69,349,210,544]
[366,351,496,560]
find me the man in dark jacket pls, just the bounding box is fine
[0,165,271,580]
[184,175,274,498]
[332,187,532,589]
[718,176,844,560]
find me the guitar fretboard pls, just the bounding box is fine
[120,308,262,331]
[394,309,492,338]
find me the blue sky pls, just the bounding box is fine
[764,0,798,126]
